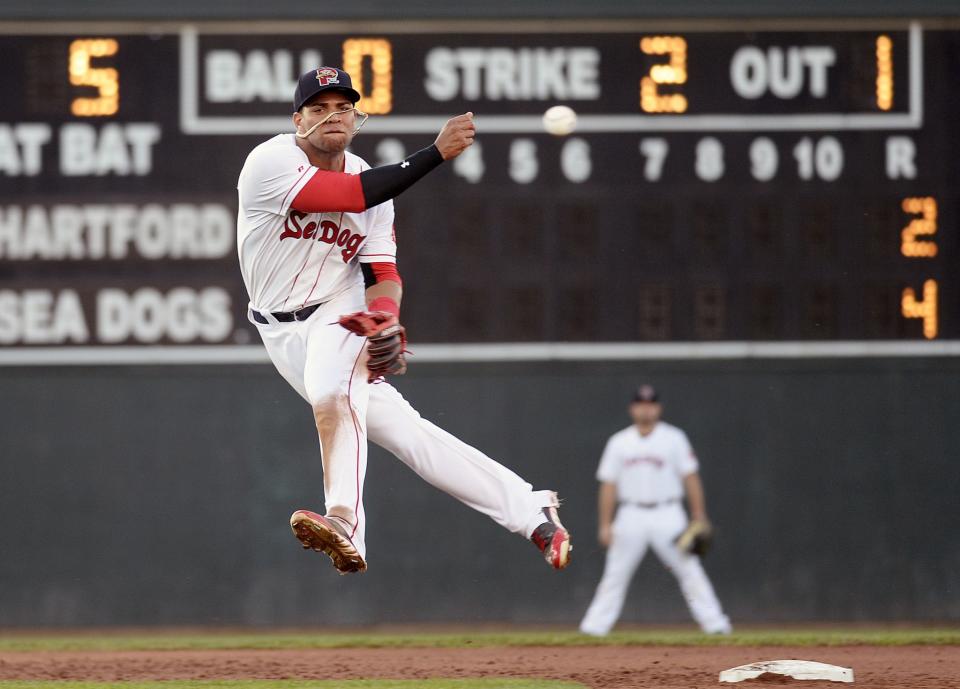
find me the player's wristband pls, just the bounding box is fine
[359,145,444,209]
[368,296,400,318]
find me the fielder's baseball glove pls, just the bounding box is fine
[338,310,407,382]
[675,519,714,557]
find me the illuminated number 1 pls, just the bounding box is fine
[342,38,393,114]
[69,38,119,116]
[639,36,688,113]
[876,35,893,111]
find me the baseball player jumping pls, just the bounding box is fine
[236,67,571,575]
[579,385,731,635]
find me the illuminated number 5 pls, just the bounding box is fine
[342,38,393,114]
[639,36,688,113]
[69,38,119,117]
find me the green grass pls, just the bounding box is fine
[0,627,958,653]
[0,682,585,689]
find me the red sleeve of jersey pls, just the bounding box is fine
[291,170,366,213]
[370,261,402,287]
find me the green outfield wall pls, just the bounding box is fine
[1,358,957,626]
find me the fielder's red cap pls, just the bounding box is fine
[294,67,361,111]
[632,384,660,403]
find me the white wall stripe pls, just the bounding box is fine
[1,340,958,367]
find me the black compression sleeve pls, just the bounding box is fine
[361,262,376,288]
[359,145,444,209]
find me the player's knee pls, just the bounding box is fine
[305,376,349,410]
[311,391,351,430]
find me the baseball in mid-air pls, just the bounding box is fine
[542,105,577,136]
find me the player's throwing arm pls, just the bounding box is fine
[289,114,476,216]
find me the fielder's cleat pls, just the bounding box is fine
[290,509,367,575]
[530,502,572,570]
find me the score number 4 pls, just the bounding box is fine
[900,197,938,339]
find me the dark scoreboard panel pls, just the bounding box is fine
[0,22,956,347]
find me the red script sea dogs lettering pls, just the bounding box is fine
[280,210,364,261]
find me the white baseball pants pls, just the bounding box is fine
[250,289,556,559]
[579,502,731,635]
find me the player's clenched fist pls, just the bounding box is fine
[434,112,476,160]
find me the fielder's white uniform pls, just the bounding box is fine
[237,133,557,560]
[579,421,731,635]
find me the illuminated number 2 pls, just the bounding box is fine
[901,196,937,257]
[342,38,392,114]
[69,38,119,116]
[639,36,687,113]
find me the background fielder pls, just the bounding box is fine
[236,67,571,575]
[579,384,731,635]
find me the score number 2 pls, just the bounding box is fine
[639,36,688,113]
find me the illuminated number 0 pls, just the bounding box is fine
[69,38,119,117]
[342,38,393,114]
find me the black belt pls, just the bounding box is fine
[251,302,323,325]
[621,498,680,509]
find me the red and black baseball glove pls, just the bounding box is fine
[338,311,407,382]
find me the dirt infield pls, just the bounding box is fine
[1,645,957,688]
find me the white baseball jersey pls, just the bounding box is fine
[596,421,699,504]
[237,133,396,313]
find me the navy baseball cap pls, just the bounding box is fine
[632,384,660,403]
[293,67,361,110]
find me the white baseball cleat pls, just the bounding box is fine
[290,510,367,575]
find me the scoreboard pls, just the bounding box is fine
[0,20,956,352]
